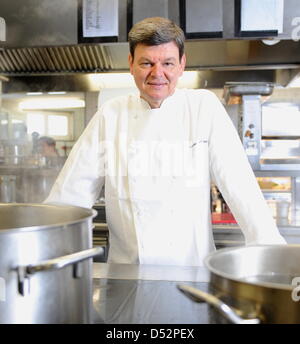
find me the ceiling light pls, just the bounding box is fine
[19,98,85,110]
[261,38,281,46]
[26,92,43,96]
[265,102,298,109]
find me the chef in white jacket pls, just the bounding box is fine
[45,17,285,266]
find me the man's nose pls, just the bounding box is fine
[150,63,163,77]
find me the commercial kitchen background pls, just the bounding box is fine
[1,0,300,262]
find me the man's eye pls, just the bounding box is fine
[164,62,174,67]
[141,62,151,67]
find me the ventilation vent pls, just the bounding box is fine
[0,45,113,74]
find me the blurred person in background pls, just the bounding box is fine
[37,136,59,157]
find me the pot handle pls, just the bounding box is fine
[17,247,103,296]
[177,284,260,324]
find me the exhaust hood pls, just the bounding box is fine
[0,44,114,74]
[1,40,300,75]
[1,39,300,94]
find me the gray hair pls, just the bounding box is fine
[128,17,185,60]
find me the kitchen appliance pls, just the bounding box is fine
[223,82,300,219]
[260,102,300,171]
[0,203,102,324]
[224,82,275,171]
[0,175,16,202]
[3,142,26,166]
[178,245,300,324]
[224,82,300,171]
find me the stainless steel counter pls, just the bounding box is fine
[213,218,300,248]
[92,263,210,282]
[92,263,214,324]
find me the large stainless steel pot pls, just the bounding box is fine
[178,245,300,324]
[0,203,102,324]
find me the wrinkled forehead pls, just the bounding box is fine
[133,42,181,60]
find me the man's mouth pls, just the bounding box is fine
[147,82,167,87]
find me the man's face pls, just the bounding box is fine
[129,41,186,108]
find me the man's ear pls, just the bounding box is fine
[128,54,134,75]
[180,54,186,75]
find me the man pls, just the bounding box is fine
[37,136,59,157]
[45,17,285,266]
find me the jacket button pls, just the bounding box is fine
[135,210,142,217]
[129,145,137,154]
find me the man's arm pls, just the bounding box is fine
[44,110,105,209]
[206,91,286,245]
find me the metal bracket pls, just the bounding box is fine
[72,262,83,279]
[17,266,30,296]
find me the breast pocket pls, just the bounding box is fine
[184,140,209,188]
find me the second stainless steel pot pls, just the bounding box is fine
[0,203,102,324]
[178,245,300,324]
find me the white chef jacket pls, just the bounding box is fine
[45,88,285,266]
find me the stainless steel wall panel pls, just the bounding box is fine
[185,0,223,34]
[0,0,77,47]
[132,0,169,25]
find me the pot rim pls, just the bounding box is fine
[0,202,96,234]
[204,244,300,291]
